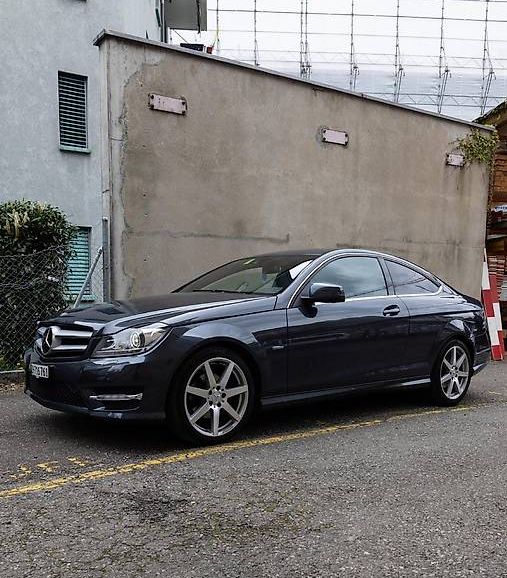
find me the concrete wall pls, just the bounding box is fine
[0,1,159,260]
[97,32,491,299]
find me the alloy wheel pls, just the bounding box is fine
[184,357,250,437]
[440,344,470,400]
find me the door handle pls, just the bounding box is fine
[383,304,400,317]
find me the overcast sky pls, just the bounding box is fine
[171,0,507,120]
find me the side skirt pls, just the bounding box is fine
[261,377,431,408]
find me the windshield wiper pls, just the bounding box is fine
[191,289,241,294]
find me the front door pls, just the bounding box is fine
[287,256,410,393]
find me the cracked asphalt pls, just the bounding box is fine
[0,363,506,578]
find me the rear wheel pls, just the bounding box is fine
[430,340,472,406]
[167,347,255,444]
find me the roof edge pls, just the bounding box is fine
[476,99,507,126]
[94,29,494,132]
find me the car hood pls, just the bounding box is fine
[49,292,277,335]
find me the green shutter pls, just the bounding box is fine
[58,72,88,150]
[67,228,91,300]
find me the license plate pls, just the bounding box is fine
[31,364,49,379]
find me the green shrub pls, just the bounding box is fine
[0,200,76,368]
[0,199,76,257]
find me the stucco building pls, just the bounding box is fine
[0,0,161,296]
[95,31,491,301]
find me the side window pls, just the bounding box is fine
[386,261,440,295]
[310,257,387,299]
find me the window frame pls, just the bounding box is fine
[383,258,442,298]
[58,71,90,153]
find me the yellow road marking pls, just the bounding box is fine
[0,402,495,500]
[67,457,94,467]
[9,465,32,481]
[36,461,59,473]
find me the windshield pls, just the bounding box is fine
[178,255,314,296]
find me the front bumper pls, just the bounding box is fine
[24,347,172,421]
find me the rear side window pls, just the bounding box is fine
[310,257,387,299]
[386,260,440,295]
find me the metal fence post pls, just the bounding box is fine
[102,216,111,302]
[73,247,104,309]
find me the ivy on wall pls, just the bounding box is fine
[455,128,499,167]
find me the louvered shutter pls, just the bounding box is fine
[67,228,91,300]
[58,72,88,150]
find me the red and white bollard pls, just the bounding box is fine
[482,255,505,361]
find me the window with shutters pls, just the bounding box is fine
[67,228,92,301]
[58,72,88,151]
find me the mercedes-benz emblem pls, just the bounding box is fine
[42,327,54,355]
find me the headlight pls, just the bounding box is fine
[92,323,169,357]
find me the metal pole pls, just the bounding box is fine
[393,0,404,102]
[160,0,167,43]
[437,0,450,113]
[73,247,103,309]
[102,216,110,302]
[254,0,259,66]
[349,0,358,91]
[216,0,220,54]
[349,0,354,90]
[480,0,495,115]
[481,0,489,105]
[438,0,444,79]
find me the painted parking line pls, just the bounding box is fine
[0,402,498,500]
[7,456,97,481]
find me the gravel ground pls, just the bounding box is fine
[0,363,506,577]
[0,372,24,393]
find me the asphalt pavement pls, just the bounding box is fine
[0,363,506,577]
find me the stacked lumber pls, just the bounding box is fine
[487,255,506,301]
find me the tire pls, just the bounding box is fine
[166,347,256,444]
[430,339,472,406]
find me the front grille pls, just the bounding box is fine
[36,324,94,358]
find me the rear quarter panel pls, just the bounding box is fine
[402,290,488,377]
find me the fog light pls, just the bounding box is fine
[89,393,143,401]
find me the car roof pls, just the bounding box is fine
[250,249,438,277]
[252,248,395,259]
[253,249,330,258]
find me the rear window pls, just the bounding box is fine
[386,260,440,295]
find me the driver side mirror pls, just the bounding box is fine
[303,283,346,304]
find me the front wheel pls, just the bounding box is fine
[167,347,255,444]
[430,340,472,406]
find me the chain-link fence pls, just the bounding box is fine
[0,246,105,370]
[0,247,69,369]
